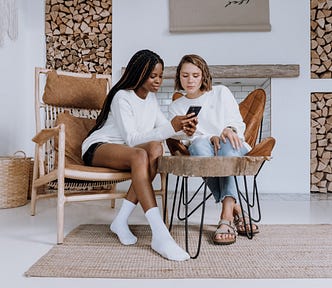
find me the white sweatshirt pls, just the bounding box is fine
[82,89,175,156]
[168,85,250,149]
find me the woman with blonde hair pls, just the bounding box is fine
[169,54,258,245]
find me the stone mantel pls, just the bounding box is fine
[161,64,300,79]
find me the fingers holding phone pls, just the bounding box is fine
[171,114,198,132]
[183,106,201,135]
[170,106,201,133]
[183,119,197,136]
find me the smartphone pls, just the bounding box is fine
[186,106,201,117]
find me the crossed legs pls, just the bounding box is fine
[92,141,189,261]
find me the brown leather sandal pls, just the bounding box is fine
[213,219,237,245]
[234,212,259,236]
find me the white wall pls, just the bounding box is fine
[114,0,322,194]
[0,0,45,155]
[1,0,331,194]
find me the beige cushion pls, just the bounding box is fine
[54,111,96,165]
[43,71,108,109]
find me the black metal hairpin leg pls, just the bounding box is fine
[163,173,169,223]
[234,161,265,239]
[167,175,211,258]
[168,175,180,232]
[181,180,206,206]
[177,180,212,221]
[182,176,208,259]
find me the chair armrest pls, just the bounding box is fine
[33,124,66,163]
[166,138,190,156]
[32,124,66,180]
[245,137,276,157]
[32,126,61,145]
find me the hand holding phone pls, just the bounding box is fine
[171,106,200,133]
[186,106,201,117]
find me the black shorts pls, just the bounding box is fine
[82,142,105,166]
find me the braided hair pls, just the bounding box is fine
[87,49,164,136]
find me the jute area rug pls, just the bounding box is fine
[25,224,332,279]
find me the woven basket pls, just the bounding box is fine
[0,151,32,208]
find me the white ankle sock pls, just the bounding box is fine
[145,207,190,261]
[110,199,137,245]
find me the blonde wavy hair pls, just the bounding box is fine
[174,54,212,92]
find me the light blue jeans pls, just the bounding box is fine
[188,137,249,203]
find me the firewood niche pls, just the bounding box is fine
[311,92,332,193]
[311,0,332,79]
[45,0,112,74]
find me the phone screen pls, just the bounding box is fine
[186,106,201,116]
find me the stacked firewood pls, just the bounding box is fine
[311,0,332,78]
[311,92,332,192]
[45,0,112,74]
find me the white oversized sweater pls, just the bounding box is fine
[82,89,175,156]
[168,85,250,149]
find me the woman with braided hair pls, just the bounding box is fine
[82,49,196,261]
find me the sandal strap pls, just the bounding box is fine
[234,213,259,232]
[218,219,233,227]
[234,212,249,225]
[215,219,237,236]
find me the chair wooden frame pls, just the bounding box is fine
[31,67,166,244]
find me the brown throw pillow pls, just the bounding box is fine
[43,70,108,109]
[54,111,96,165]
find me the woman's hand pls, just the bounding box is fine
[183,118,197,136]
[220,127,242,150]
[171,113,197,133]
[210,136,221,156]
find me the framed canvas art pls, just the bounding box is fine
[169,0,271,32]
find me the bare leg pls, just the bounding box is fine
[92,142,189,260]
[92,142,161,212]
[92,143,158,245]
[233,203,242,216]
[125,141,163,206]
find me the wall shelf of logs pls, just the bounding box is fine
[311,0,332,193]
[311,92,332,193]
[45,0,112,74]
[311,0,332,79]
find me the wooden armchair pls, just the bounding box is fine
[31,67,165,244]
